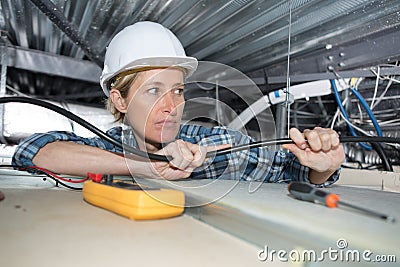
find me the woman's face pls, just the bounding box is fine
[125,68,185,147]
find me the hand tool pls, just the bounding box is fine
[288,181,396,223]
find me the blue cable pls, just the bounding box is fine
[350,87,383,137]
[330,80,372,150]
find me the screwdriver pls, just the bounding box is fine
[288,182,396,223]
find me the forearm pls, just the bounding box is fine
[33,141,131,177]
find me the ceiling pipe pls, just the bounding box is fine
[29,0,104,67]
[0,35,8,144]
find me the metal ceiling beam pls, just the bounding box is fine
[267,67,400,84]
[237,1,400,74]
[2,45,101,83]
[28,0,103,67]
[263,27,400,83]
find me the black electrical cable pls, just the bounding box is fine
[35,170,83,190]
[2,96,400,162]
[370,142,393,172]
[0,96,171,161]
[208,136,400,157]
[0,165,85,189]
[0,165,82,190]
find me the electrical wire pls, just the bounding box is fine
[0,96,172,162]
[356,101,363,124]
[331,96,349,129]
[37,172,83,190]
[370,142,393,172]
[6,85,29,97]
[18,166,83,190]
[338,113,373,137]
[2,96,400,162]
[370,65,380,109]
[24,166,89,183]
[0,164,88,189]
[350,87,383,137]
[330,80,372,150]
[206,136,400,157]
[371,79,393,110]
[349,87,393,170]
[333,81,391,170]
[370,68,400,84]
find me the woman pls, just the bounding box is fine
[12,21,344,186]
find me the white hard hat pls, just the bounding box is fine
[100,21,198,96]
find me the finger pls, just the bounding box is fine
[188,143,231,167]
[315,128,340,151]
[303,128,322,151]
[330,130,340,147]
[161,143,181,169]
[186,143,207,168]
[174,140,194,169]
[281,143,309,166]
[289,128,307,149]
[319,132,332,152]
[162,142,187,170]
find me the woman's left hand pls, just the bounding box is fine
[282,127,345,182]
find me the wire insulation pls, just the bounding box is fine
[350,87,382,136]
[2,96,400,162]
[24,166,89,183]
[19,166,83,190]
[0,96,171,161]
[330,80,372,150]
[207,136,400,157]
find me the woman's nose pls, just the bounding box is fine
[159,93,178,114]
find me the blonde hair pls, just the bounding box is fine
[106,72,139,123]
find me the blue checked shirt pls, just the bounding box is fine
[12,125,340,187]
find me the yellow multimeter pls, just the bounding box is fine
[82,180,185,220]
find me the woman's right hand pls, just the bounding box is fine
[149,140,230,180]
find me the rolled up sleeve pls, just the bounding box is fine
[12,127,123,169]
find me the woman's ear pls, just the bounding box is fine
[109,89,128,113]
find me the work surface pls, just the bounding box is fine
[140,178,400,256]
[1,169,400,266]
[0,188,266,267]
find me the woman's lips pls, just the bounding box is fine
[155,119,178,127]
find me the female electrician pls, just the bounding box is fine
[12,21,345,186]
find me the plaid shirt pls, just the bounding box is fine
[12,125,339,187]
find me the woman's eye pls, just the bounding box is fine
[174,88,184,95]
[147,88,158,95]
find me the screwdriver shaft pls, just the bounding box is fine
[338,200,396,223]
[288,182,396,223]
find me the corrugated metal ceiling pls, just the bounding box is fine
[0,0,399,106]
